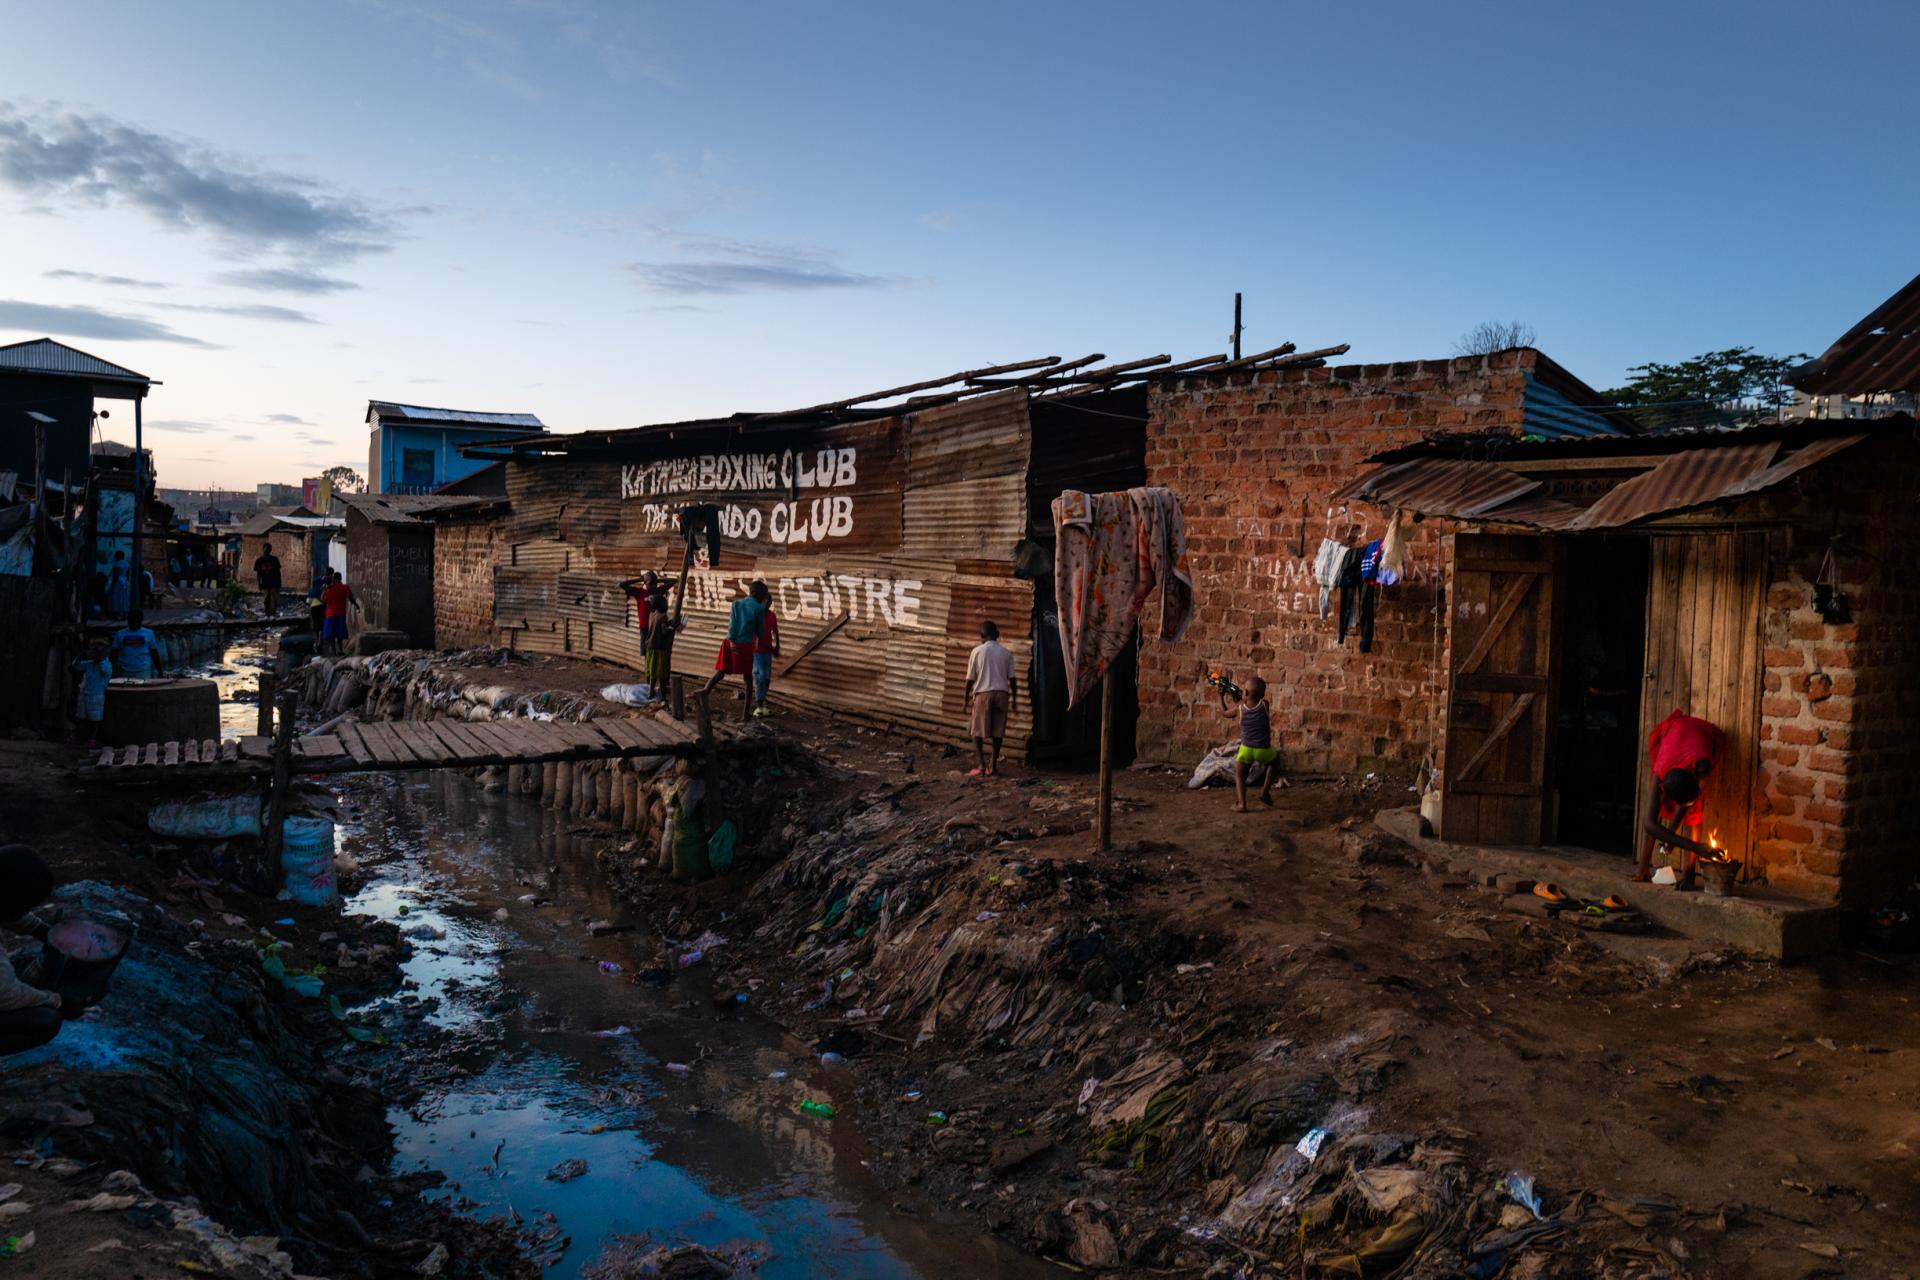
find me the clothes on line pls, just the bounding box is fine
[677,503,722,564]
[1052,486,1194,707]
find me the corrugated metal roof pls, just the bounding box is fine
[1520,373,1627,438]
[1340,457,1542,517]
[1345,432,1873,531]
[340,493,498,525]
[1569,441,1778,529]
[367,401,546,430]
[1790,271,1920,395]
[0,338,151,385]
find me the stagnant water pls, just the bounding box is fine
[328,748,1049,1278]
[180,636,1046,1276]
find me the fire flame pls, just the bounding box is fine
[1700,829,1733,865]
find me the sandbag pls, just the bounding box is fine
[149,794,263,840]
[281,817,338,906]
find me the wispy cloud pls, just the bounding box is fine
[157,302,320,324]
[0,103,396,262]
[231,434,255,441]
[45,268,169,289]
[147,419,216,432]
[627,237,889,296]
[266,413,312,424]
[300,437,337,446]
[215,267,362,295]
[0,299,214,346]
[363,0,674,98]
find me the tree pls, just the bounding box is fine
[320,466,364,494]
[1599,347,1809,431]
[1454,320,1537,356]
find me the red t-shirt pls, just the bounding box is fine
[1648,710,1723,826]
[625,584,652,631]
[322,582,354,618]
[756,609,779,656]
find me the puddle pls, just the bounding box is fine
[180,631,280,739]
[332,767,1049,1279]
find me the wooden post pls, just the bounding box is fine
[1231,292,1243,361]
[1096,671,1115,852]
[263,689,297,865]
[695,691,720,833]
[257,671,276,738]
[671,673,686,721]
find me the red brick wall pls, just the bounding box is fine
[1137,353,1534,772]
[1755,437,1920,906]
[434,517,501,649]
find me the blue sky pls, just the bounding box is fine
[1,0,1915,489]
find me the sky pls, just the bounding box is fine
[1,0,1916,491]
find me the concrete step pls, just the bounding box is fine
[1375,806,1839,961]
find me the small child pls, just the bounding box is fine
[72,640,112,747]
[1217,674,1277,812]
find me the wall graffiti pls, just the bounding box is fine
[621,446,858,500]
[632,496,858,547]
[683,569,925,631]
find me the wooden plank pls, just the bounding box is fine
[183,741,199,765]
[221,740,239,763]
[1455,558,1554,575]
[597,718,663,752]
[142,743,159,768]
[295,734,346,761]
[1455,571,1538,678]
[201,739,217,766]
[1455,692,1537,785]
[469,721,532,759]
[335,722,376,767]
[778,612,849,678]
[388,722,442,763]
[356,722,407,766]
[119,745,138,768]
[423,720,481,761]
[436,720,495,762]
[240,736,273,761]
[163,742,180,768]
[95,748,114,768]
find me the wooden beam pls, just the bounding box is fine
[778,613,849,678]
[1454,692,1536,784]
[965,354,1107,388]
[747,356,1061,419]
[1454,572,1538,677]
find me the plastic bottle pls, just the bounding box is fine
[798,1100,834,1118]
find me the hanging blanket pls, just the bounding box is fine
[1051,486,1193,707]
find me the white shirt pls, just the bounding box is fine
[966,640,1015,695]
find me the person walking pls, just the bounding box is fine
[253,541,283,616]
[702,581,768,720]
[320,571,359,655]
[963,620,1016,777]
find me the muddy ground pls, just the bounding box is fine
[603,710,1920,1279]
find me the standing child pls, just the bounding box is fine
[111,609,161,681]
[1217,674,1277,812]
[320,571,359,655]
[752,596,780,717]
[701,580,768,720]
[72,641,111,746]
[963,620,1016,776]
[643,580,675,693]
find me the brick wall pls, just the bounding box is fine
[1137,353,1534,772]
[435,516,501,649]
[239,531,310,601]
[1755,437,1920,906]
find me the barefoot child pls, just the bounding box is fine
[72,640,111,747]
[1217,674,1277,811]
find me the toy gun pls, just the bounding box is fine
[1207,671,1243,701]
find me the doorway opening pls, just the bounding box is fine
[1551,536,1648,856]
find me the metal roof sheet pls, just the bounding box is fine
[1568,440,1778,529]
[367,401,546,430]
[339,492,497,525]
[1341,457,1542,517]
[1520,373,1627,439]
[0,338,152,385]
[1790,271,1920,395]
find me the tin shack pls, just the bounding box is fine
[340,493,495,647]
[457,350,1340,757]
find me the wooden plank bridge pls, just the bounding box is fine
[82,714,715,783]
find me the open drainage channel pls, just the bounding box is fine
[330,765,1049,1279]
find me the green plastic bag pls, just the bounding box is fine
[707,819,738,873]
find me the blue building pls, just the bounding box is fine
[365,401,546,495]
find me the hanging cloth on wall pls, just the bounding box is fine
[676,503,722,565]
[1379,510,1407,584]
[1312,536,1346,620]
[1336,546,1365,643]
[1051,486,1194,707]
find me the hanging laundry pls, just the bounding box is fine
[1312,537,1346,620]
[1380,510,1408,579]
[1336,546,1365,644]
[1052,486,1194,707]
[676,503,722,564]
[1358,582,1377,653]
[1359,538,1384,583]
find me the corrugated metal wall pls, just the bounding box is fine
[493,390,1043,747]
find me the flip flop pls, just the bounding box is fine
[1600,895,1630,911]
[1532,883,1567,904]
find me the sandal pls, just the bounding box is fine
[1532,883,1568,904]
[1600,895,1630,911]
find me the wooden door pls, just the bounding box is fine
[1637,532,1765,865]
[1443,533,1561,845]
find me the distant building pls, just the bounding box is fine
[365,401,545,496]
[257,482,304,507]
[1778,389,1918,420]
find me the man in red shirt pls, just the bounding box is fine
[1638,709,1725,885]
[320,571,360,656]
